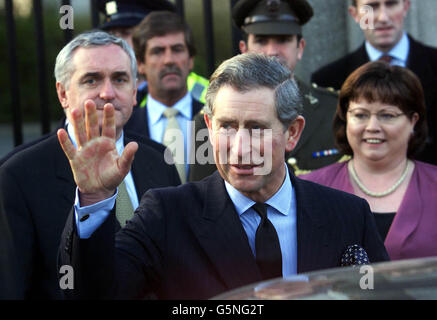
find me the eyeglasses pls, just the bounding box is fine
[347,108,406,124]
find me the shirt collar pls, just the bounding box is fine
[365,32,409,63]
[147,92,192,126]
[66,121,125,156]
[224,163,292,217]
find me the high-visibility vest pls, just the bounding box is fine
[139,72,209,108]
[187,72,209,104]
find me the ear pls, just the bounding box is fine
[56,82,69,110]
[348,5,360,24]
[411,112,419,127]
[239,40,248,54]
[297,37,306,61]
[403,0,411,17]
[285,116,305,152]
[204,112,215,145]
[138,61,146,76]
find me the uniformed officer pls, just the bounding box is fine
[99,0,176,47]
[99,0,208,104]
[189,0,342,181]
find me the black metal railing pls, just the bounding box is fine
[5,0,23,146]
[3,0,241,148]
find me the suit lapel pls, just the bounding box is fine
[192,98,204,117]
[53,135,75,205]
[125,136,156,200]
[406,35,425,75]
[350,44,370,70]
[124,107,151,139]
[385,165,423,257]
[142,107,151,138]
[189,172,262,289]
[406,35,434,98]
[291,173,332,273]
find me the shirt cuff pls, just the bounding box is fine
[74,187,118,239]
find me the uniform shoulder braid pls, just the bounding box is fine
[311,82,340,97]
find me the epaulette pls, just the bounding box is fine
[311,82,340,96]
[287,152,349,176]
[337,154,352,163]
[287,157,312,176]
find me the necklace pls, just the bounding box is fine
[348,159,410,198]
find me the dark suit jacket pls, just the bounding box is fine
[0,133,180,299]
[0,196,20,299]
[59,170,389,300]
[311,35,437,164]
[0,117,66,167]
[188,78,341,181]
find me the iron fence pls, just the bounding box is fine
[3,0,241,147]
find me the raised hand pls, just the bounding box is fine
[57,100,138,206]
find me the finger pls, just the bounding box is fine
[57,129,76,161]
[102,103,116,140]
[85,100,99,140]
[71,108,87,149]
[118,142,138,176]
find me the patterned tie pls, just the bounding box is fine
[253,203,282,280]
[115,180,134,227]
[379,54,393,64]
[162,108,186,183]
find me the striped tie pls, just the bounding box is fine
[115,180,134,227]
[162,108,186,183]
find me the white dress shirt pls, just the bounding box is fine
[146,92,193,174]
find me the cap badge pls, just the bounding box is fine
[105,1,118,15]
[305,93,318,105]
[267,0,280,12]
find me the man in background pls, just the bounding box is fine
[189,0,341,181]
[0,31,180,299]
[57,53,389,299]
[99,0,209,104]
[311,0,437,165]
[124,11,205,183]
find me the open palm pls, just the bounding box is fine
[57,101,138,205]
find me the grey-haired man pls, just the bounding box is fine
[0,31,180,299]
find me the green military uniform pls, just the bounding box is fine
[286,79,342,175]
[188,78,341,181]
